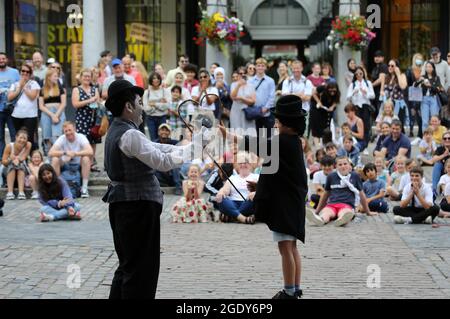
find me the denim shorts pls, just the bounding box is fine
[40,104,66,141]
[272,231,297,243]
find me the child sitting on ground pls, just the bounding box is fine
[337,135,361,167]
[2,129,32,200]
[393,167,439,224]
[418,127,437,166]
[362,163,389,213]
[387,155,408,201]
[309,149,326,179]
[373,122,391,155]
[376,99,398,132]
[27,150,44,200]
[310,156,335,209]
[306,156,376,227]
[337,123,358,149]
[205,163,235,210]
[440,174,450,218]
[171,164,214,223]
[374,156,391,185]
[38,164,81,222]
[325,143,339,163]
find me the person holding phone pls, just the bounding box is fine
[230,72,256,136]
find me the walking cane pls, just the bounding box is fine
[177,94,247,202]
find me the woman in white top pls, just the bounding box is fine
[191,68,218,114]
[7,63,41,149]
[216,152,259,224]
[143,72,170,141]
[172,71,193,117]
[230,73,256,136]
[346,66,375,150]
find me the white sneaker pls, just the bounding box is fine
[306,207,325,226]
[394,215,412,224]
[81,189,90,199]
[335,211,355,227]
[40,213,54,223]
[17,193,26,200]
[424,216,433,224]
[6,193,15,200]
[31,191,39,200]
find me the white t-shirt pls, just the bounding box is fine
[438,174,450,194]
[401,183,434,208]
[228,173,259,202]
[444,183,450,197]
[9,80,41,118]
[399,174,426,192]
[53,133,90,164]
[312,170,328,188]
[191,86,219,111]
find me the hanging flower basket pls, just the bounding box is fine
[193,5,245,53]
[327,15,376,51]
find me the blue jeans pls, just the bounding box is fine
[368,199,389,213]
[0,111,16,157]
[41,106,66,141]
[40,203,81,221]
[432,161,444,194]
[146,115,167,142]
[218,198,254,218]
[421,95,440,133]
[394,100,409,132]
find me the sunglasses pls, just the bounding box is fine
[21,70,31,74]
[199,75,209,79]
[443,137,450,141]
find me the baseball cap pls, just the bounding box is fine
[430,47,441,55]
[47,58,56,64]
[112,58,122,67]
[158,123,172,132]
[374,50,384,57]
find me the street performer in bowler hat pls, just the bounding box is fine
[103,80,209,299]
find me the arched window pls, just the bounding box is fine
[251,0,309,26]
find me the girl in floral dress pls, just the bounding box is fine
[171,164,213,223]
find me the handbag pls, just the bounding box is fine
[90,106,109,139]
[438,91,448,106]
[244,78,266,121]
[4,82,27,114]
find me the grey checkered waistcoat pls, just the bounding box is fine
[102,118,164,205]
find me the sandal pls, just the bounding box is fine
[220,213,230,223]
[90,166,101,173]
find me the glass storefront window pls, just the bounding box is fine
[383,0,441,70]
[13,0,83,86]
[125,0,162,71]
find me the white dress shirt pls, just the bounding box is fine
[119,129,191,172]
[401,182,434,208]
[346,79,375,108]
[281,75,314,112]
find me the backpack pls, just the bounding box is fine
[61,164,81,199]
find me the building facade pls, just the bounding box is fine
[1,0,202,87]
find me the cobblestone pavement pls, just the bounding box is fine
[0,195,449,299]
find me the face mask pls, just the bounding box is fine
[415,60,423,66]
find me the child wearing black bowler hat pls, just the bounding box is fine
[244,95,308,299]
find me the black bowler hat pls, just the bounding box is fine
[272,95,307,119]
[105,80,144,115]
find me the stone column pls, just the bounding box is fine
[0,0,5,52]
[82,0,105,67]
[334,0,361,126]
[206,0,231,82]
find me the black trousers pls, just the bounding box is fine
[393,205,440,224]
[356,105,371,147]
[256,115,275,140]
[109,200,162,299]
[441,198,450,212]
[12,117,38,151]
